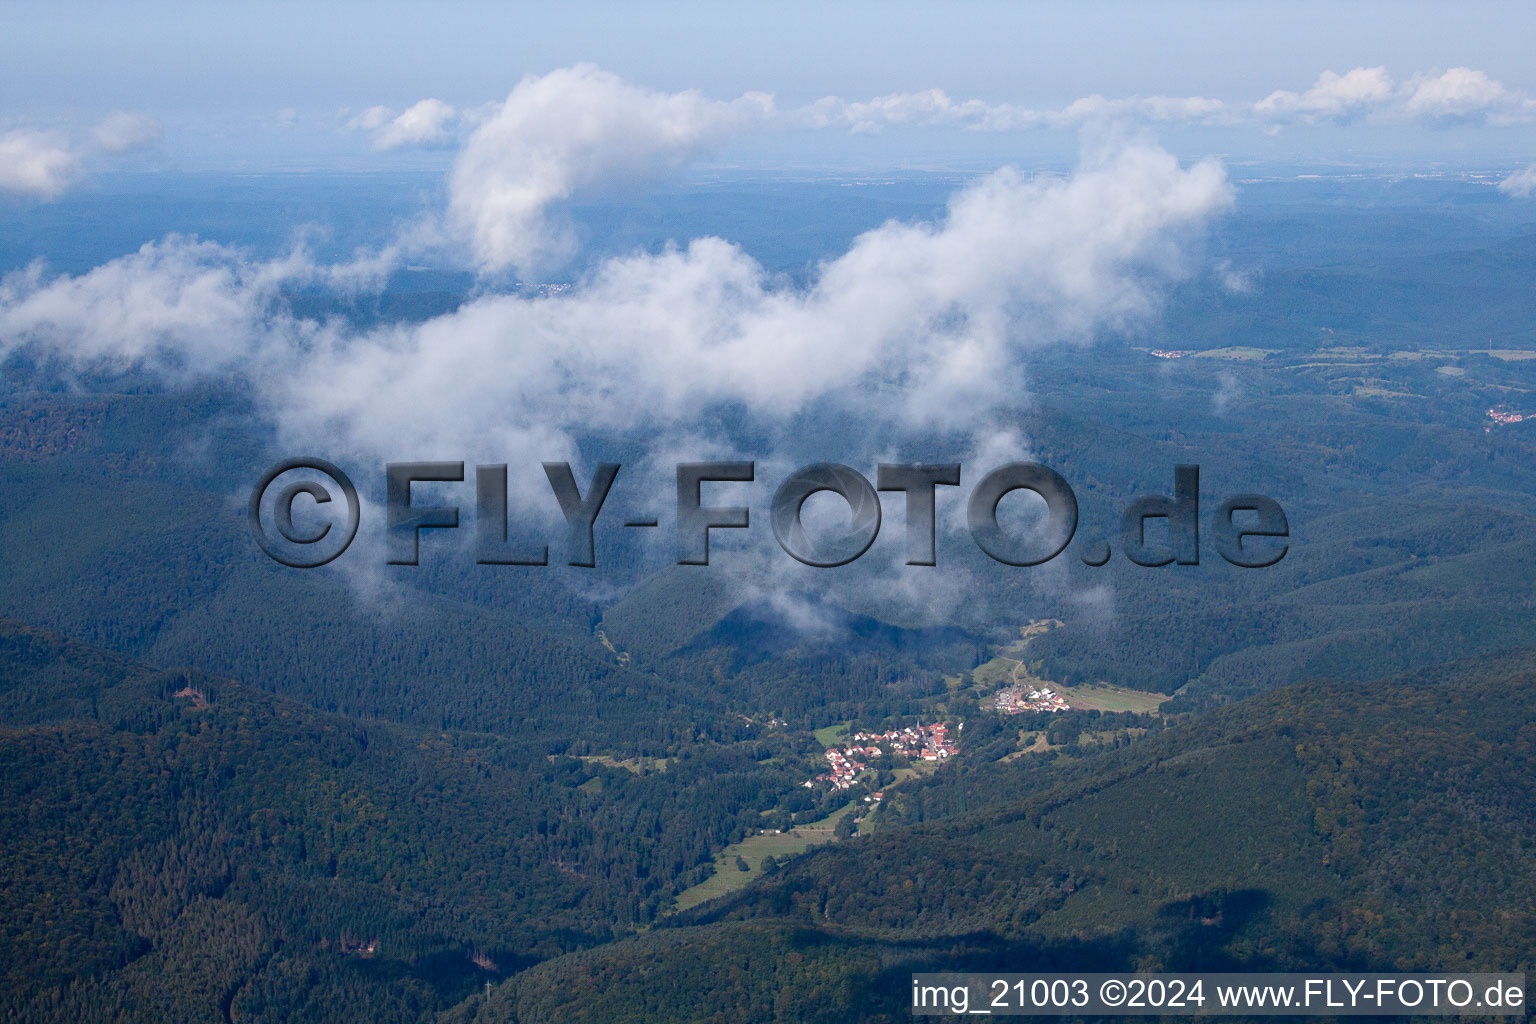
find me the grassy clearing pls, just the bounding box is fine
[1353,385,1424,399]
[970,655,1022,688]
[670,804,854,913]
[1289,361,1381,369]
[813,722,851,748]
[1076,726,1149,748]
[999,725,1149,762]
[1049,681,1168,713]
[1472,349,1536,361]
[887,762,939,785]
[577,754,668,774]
[1194,346,1277,360]
[998,730,1052,761]
[593,628,632,665]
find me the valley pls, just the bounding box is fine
[2,171,1535,1021]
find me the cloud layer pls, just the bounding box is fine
[286,143,1230,466]
[804,66,1536,134]
[1501,163,1536,197]
[0,61,1525,621]
[350,64,1536,152]
[0,66,1240,615]
[8,63,1530,205]
[352,99,458,150]
[0,130,80,199]
[91,112,164,154]
[0,111,1230,489]
[447,64,773,274]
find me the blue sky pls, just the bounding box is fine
[4,0,1536,172]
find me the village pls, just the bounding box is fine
[992,684,1071,714]
[1487,406,1527,426]
[804,722,958,791]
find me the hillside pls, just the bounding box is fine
[457,646,1536,1022]
[0,621,818,1022]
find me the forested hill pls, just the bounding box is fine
[456,647,1536,1023]
[0,620,814,1023]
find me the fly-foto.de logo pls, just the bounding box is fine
[249,459,1288,571]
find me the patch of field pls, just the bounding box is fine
[671,804,854,913]
[1051,681,1168,713]
[963,622,1066,695]
[1289,361,1380,369]
[998,730,1052,761]
[577,754,668,774]
[813,722,851,747]
[1194,346,1277,360]
[971,655,1022,688]
[1436,365,1467,377]
[1076,727,1149,748]
[593,628,632,665]
[1353,386,1424,399]
[1000,724,1150,762]
[1472,349,1536,361]
[891,762,940,783]
[1019,618,1062,642]
[977,623,1087,699]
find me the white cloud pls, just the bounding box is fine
[370,98,457,150]
[801,89,1020,133]
[0,130,80,200]
[1056,94,1232,126]
[5,61,1534,615]
[1402,67,1534,124]
[0,139,1230,487]
[345,144,1221,459]
[447,64,773,274]
[0,238,393,377]
[91,112,163,154]
[1215,259,1254,293]
[0,70,1237,616]
[807,65,1536,134]
[1403,67,1503,120]
[1254,67,1394,124]
[1243,65,1536,127]
[1500,164,1536,197]
[0,240,295,373]
[348,105,394,132]
[800,89,1231,133]
[1212,371,1241,415]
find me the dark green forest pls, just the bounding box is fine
[0,620,830,1020]
[3,176,1536,1021]
[461,647,1536,1022]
